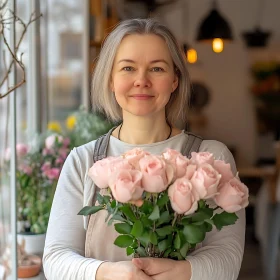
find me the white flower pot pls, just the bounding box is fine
[17,233,46,256]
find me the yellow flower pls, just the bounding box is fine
[66,115,77,130]
[48,121,62,133]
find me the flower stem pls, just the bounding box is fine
[172,213,178,227]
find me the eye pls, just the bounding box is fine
[122,66,134,71]
[151,67,164,72]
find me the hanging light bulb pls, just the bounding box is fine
[212,38,224,53]
[183,44,198,64]
[187,48,198,63]
[196,0,233,53]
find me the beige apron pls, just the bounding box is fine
[85,188,132,261]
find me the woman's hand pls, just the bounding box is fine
[96,260,153,280]
[132,258,192,280]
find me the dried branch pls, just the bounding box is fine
[0,7,41,99]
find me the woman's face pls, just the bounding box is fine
[111,34,178,119]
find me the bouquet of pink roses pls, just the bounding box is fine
[79,148,249,260]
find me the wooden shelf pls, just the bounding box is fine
[90,40,102,48]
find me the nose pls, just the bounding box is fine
[133,72,151,88]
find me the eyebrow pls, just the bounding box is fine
[117,59,169,65]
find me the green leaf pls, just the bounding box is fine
[180,217,191,226]
[114,223,132,234]
[140,200,153,215]
[140,216,153,228]
[156,226,173,237]
[156,211,172,227]
[149,231,158,245]
[136,247,147,257]
[108,214,127,226]
[97,193,105,205]
[77,206,103,216]
[120,205,137,222]
[126,247,135,256]
[158,239,169,253]
[157,193,169,207]
[183,224,206,244]
[138,231,150,247]
[131,220,143,237]
[180,242,190,258]
[198,200,206,209]
[148,205,160,221]
[114,235,134,248]
[163,248,172,258]
[174,233,181,249]
[212,212,238,230]
[103,195,111,204]
[191,208,213,222]
[170,251,184,260]
[111,200,117,208]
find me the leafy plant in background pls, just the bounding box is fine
[65,106,114,148]
[251,61,280,135]
[3,135,71,234]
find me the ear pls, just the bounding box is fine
[172,74,179,92]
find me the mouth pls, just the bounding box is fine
[131,94,154,100]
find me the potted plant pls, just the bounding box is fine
[251,61,280,139]
[3,135,71,255]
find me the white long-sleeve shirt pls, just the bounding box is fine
[43,132,246,280]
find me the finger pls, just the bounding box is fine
[136,267,153,280]
[132,258,157,275]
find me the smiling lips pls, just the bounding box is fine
[131,94,154,100]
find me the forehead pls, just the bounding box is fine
[114,34,173,61]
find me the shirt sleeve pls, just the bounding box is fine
[43,148,104,280]
[186,142,246,280]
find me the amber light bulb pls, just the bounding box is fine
[187,48,198,64]
[212,38,224,53]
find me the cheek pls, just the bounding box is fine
[112,76,132,93]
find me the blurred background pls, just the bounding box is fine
[0,0,280,279]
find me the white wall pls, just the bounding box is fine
[156,0,280,167]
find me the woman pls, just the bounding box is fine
[43,18,245,280]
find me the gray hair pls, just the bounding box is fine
[91,18,190,126]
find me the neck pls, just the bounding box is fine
[117,117,172,145]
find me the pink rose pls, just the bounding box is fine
[139,155,174,193]
[4,144,28,160]
[168,177,199,215]
[213,160,235,186]
[19,164,32,175]
[107,157,134,177]
[63,137,71,147]
[162,149,190,179]
[214,177,249,213]
[41,162,51,172]
[190,152,214,166]
[88,157,115,188]
[88,157,133,189]
[45,168,61,180]
[185,164,197,180]
[109,169,143,203]
[58,147,70,159]
[190,163,221,199]
[45,135,63,149]
[16,144,29,157]
[55,157,65,165]
[123,148,151,169]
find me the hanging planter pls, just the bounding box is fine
[242,27,271,47]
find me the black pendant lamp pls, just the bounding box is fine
[196,0,233,53]
[242,0,271,47]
